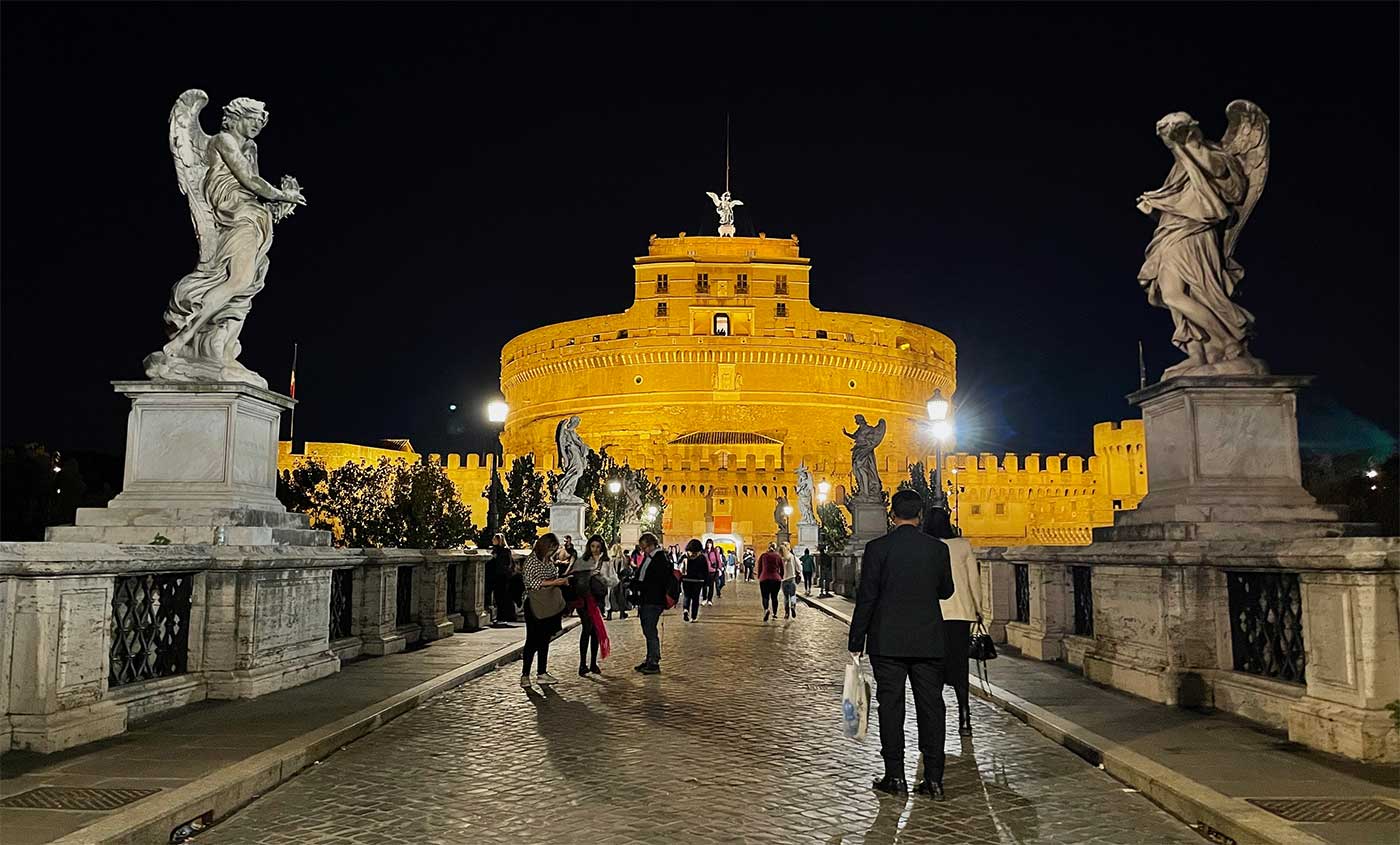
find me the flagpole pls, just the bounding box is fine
[1138,340,1147,390]
[289,342,298,442]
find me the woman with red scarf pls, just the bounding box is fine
[570,535,612,676]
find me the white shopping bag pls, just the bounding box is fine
[841,654,871,740]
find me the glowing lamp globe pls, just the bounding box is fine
[486,399,509,424]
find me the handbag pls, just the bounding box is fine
[969,620,998,661]
[527,585,566,618]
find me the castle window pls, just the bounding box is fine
[776,302,788,317]
[617,329,629,339]
[896,336,913,351]
[656,274,669,293]
[591,334,600,343]
[696,273,710,293]
[775,274,788,296]
[736,273,748,294]
[971,505,983,516]
[815,329,828,339]
[995,502,1006,515]
[713,313,730,336]
[1113,499,1123,509]
[656,302,668,317]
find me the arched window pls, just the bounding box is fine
[713,313,730,336]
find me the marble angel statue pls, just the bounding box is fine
[554,415,588,504]
[145,90,307,387]
[1136,100,1270,379]
[773,496,790,533]
[705,190,743,236]
[843,415,887,502]
[795,462,818,525]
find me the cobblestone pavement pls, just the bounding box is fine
[197,583,1202,845]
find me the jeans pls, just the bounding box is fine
[802,572,814,592]
[683,581,703,619]
[639,604,663,666]
[759,580,781,615]
[579,610,599,667]
[782,579,797,614]
[870,655,947,782]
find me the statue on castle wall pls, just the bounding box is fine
[1136,100,1270,380]
[146,90,307,388]
[795,462,818,525]
[706,190,743,237]
[554,415,587,504]
[844,415,887,503]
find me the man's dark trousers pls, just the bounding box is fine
[870,655,947,783]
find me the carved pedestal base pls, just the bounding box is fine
[797,522,820,553]
[848,500,888,553]
[548,502,586,542]
[46,381,328,546]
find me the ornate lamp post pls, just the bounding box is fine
[926,388,954,510]
[485,397,508,539]
[817,480,830,506]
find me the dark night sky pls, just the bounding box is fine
[3,3,1397,464]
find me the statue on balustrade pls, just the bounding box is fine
[146,90,307,388]
[795,462,818,524]
[1136,100,1271,379]
[844,415,887,503]
[774,496,790,534]
[554,415,587,504]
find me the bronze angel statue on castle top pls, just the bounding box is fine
[1136,100,1270,380]
[144,89,307,387]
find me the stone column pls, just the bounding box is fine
[356,562,407,656]
[1005,561,1068,661]
[979,555,1015,643]
[1290,571,1400,762]
[6,574,126,752]
[460,557,489,631]
[414,560,454,641]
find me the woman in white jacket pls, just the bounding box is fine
[925,507,983,737]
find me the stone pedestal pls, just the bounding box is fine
[620,522,642,548]
[548,502,586,541]
[796,521,820,553]
[1106,375,1339,541]
[47,382,328,546]
[848,499,887,553]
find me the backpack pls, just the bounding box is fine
[664,567,680,609]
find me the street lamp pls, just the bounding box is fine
[484,395,508,539]
[817,480,830,505]
[607,478,623,495]
[926,388,954,510]
[782,504,794,517]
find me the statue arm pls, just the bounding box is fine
[211,134,298,203]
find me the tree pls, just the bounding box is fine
[501,454,548,547]
[818,501,851,553]
[898,461,935,504]
[0,444,88,540]
[278,456,476,549]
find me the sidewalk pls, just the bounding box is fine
[0,619,576,845]
[801,591,1400,845]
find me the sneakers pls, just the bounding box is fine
[683,611,690,622]
[519,675,531,687]
[535,672,559,685]
[763,610,771,622]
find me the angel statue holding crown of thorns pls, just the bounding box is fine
[144,90,307,387]
[1136,100,1271,380]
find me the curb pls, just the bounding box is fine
[51,619,579,845]
[797,595,1326,845]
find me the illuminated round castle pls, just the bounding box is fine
[499,232,955,548]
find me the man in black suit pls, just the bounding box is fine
[848,489,955,799]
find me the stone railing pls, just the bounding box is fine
[0,542,498,754]
[976,537,1400,762]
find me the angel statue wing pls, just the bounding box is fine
[169,89,217,264]
[706,191,721,207]
[1219,99,1270,262]
[730,199,744,207]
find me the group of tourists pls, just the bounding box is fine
[847,489,984,802]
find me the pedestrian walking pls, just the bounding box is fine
[848,490,955,799]
[572,535,613,676]
[923,508,983,737]
[726,548,738,583]
[800,547,816,596]
[818,545,835,598]
[779,543,800,618]
[489,533,517,625]
[682,539,708,621]
[606,542,631,620]
[757,543,784,622]
[707,541,724,602]
[632,532,674,675]
[521,533,571,687]
[744,548,756,581]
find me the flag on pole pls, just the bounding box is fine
[289,342,298,399]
